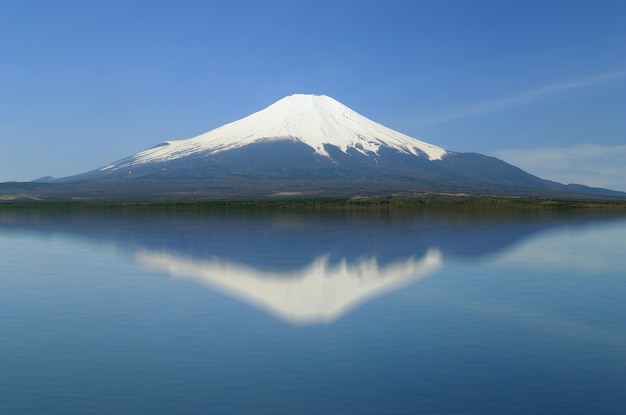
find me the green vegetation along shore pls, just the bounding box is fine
[2,195,626,212]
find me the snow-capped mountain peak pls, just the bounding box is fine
[110,94,446,169]
[54,94,626,199]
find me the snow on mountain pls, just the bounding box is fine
[102,94,446,171]
[54,93,626,199]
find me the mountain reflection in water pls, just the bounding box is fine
[2,207,625,415]
[136,248,441,325]
[1,208,623,326]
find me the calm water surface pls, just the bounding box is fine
[0,208,625,414]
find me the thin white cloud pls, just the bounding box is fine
[492,144,626,192]
[417,71,626,126]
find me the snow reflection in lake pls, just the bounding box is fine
[136,248,441,325]
[1,208,625,415]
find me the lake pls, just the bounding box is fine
[1,207,625,414]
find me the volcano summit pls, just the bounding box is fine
[51,94,623,198]
[69,94,450,181]
[107,94,447,166]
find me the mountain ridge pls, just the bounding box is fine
[9,94,626,199]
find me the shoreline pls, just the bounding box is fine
[2,195,626,212]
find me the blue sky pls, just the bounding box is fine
[1,0,625,190]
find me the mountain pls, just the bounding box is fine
[49,94,625,198]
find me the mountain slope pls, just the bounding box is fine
[56,94,625,199]
[100,94,446,171]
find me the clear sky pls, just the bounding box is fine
[1,0,625,190]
